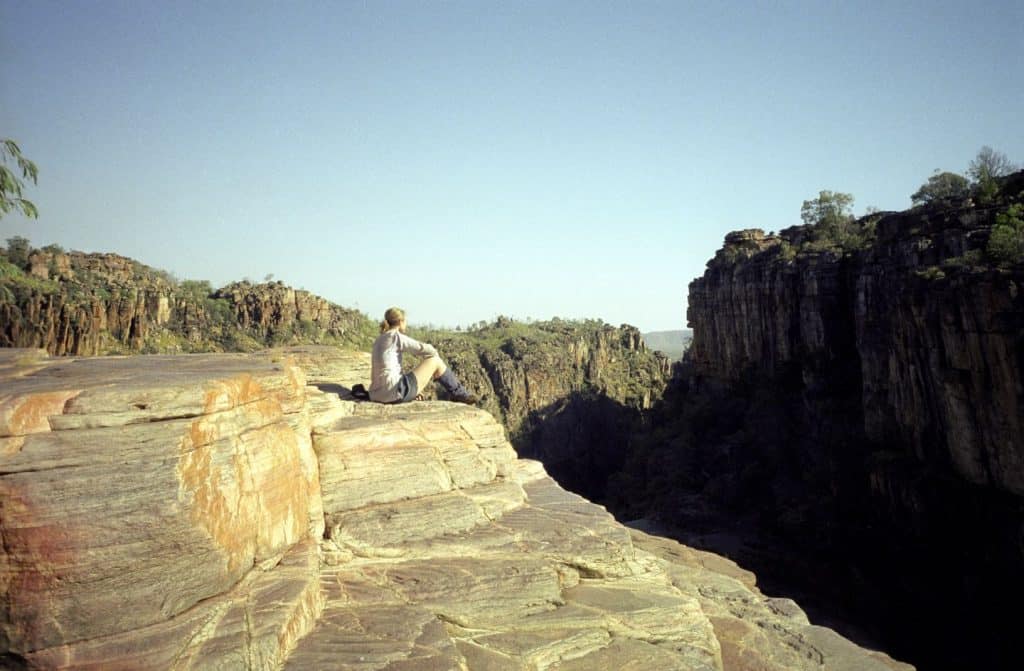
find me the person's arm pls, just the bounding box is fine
[397,332,438,358]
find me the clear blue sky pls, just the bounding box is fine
[2,1,1021,332]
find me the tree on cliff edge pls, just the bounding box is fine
[801,190,854,228]
[1,138,38,219]
[969,146,1017,203]
[911,170,970,205]
[800,190,870,251]
[969,146,1016,183]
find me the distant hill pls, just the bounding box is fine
[0,243,377,355]
[642,329,692,360]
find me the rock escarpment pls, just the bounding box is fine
[0,346,910,670]
[677,176,1024,668]
[689,210,1024,497]
[419,320,671,501]
[0,249,375,356]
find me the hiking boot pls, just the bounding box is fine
[437,369,476,403]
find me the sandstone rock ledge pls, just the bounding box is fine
[0,347,912,670]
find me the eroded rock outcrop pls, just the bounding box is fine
[0,347,911,670]
[422,321,671,502]
[0,250,374,356]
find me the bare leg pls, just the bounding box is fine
[411,355,446,394]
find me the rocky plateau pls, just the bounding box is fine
[0,346,911,670]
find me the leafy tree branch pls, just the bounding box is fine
[1,138,39,219]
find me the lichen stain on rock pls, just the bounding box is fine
[0,389,82,437]
[177,428,258,577]
[178,376,309,578]
[202,374,264,415]
[245,420,309,557]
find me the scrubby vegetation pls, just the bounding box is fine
[412,315,615,353]
[754,151,1022,270]
[909,146,1018,207]
[764,191,881,257]
[987,204,1024,266]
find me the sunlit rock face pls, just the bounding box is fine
[0,250,374,356]
[0,347,912,670]
[0,349,322,668]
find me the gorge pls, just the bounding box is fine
[3,171,1023,669]
[599,171,1024,670]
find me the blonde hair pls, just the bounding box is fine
[380,307,405,332]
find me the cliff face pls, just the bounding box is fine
[418,320,671,501]
[428,321,667,432]
[688,203,1024,497]
[0,249,375,356]
[678,175,1024,668]
[855,209,1023,494]
[0,347,911,670]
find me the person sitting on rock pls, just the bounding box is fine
[369,307,477,405]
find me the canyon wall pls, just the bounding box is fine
[0,250,375,356]
[420,320,671,501]
[679,173,1024,669]
[0,346,911,670]
[688,200,1024,498]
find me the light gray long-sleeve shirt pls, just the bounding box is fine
[369,329,438,403]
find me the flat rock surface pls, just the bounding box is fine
[1,349,321,668]
[0,347,913,670]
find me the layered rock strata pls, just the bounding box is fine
[0,348,322,669]
[0,346,910,669]
[688,208,1024,496]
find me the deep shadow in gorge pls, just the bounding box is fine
[520,372,1023,671]
[511,390,647,504]
[494,173,1024,671]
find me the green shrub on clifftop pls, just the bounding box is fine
[179,279,213,301]
[4,236,31,268]
[987,204,1024,266]
[0,255,59,298]
[911,171,970,205]
[799,191,874,252]
[969,146,1017,203]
